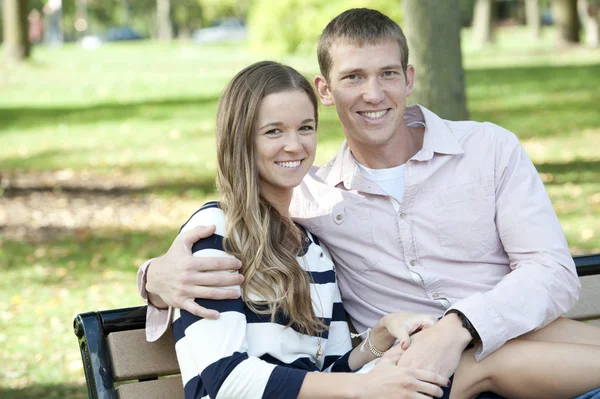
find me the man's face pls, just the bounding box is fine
[315,39,414,149]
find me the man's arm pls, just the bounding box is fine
[449,125,580,359]
[136,224,244,341]
[397,124,579,374]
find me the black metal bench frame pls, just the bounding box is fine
[73,254,600,399]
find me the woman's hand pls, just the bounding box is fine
[356,357,448,399]
[378,313,438,351]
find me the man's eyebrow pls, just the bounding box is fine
[338,67,364,76]
[381,64,403,70]
[338,64,403,76]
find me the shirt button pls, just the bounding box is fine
[336,214,343,221]
[400,212,407,219]
[410,259,417,266]
[433,292,439,298]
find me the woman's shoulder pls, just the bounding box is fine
[179,201,226,234]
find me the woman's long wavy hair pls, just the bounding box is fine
[216,61,326,335]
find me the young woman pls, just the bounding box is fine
[171,61,600,399]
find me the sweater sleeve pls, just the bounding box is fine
[319,256,354,373]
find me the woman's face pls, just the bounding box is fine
[253,90,317,203]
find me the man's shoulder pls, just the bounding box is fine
[445,119,521,149]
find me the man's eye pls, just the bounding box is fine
[346,74,358,80]
[383,71,397,77]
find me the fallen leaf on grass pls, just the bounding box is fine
[580,229,595,241]
[69,359,83,372]
[10,294,21,305]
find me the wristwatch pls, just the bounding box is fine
[445,310,480,349]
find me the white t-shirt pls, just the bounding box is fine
[357,162,406,203]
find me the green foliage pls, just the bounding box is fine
[247,0,403,54]
[196,0,250,25]
[173,0,204,35]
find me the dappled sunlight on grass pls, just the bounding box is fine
[0,230,175,395]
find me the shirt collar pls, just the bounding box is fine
[408,105,464,161]
[319,105,464,188]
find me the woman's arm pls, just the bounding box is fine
[347,312,439,371]
[299,359,448,399]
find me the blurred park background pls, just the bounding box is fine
[1,0,599,397]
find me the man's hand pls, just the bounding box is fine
[392,313,472,378]
[145,225,244,319]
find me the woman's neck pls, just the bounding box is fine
[261,189,293,218]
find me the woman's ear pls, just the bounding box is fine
[314,75,334,106]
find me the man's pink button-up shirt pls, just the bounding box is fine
[290,105,579,359]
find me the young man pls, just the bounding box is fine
[139,8,599,398]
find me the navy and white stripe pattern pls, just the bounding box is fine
[172,202,353,399]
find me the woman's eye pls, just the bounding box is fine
[299,125,314,133]
[265,129,281,136]
[346,74,358,80]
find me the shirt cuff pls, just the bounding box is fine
[137,258,172,342]
[448,293,507,360]
[136,259,153,303]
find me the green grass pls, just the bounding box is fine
[1,27,600,397]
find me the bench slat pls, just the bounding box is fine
[116,377,183,399]
[107,328,180,381]
[564,275,600,321]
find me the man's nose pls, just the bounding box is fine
[362,78,385,104]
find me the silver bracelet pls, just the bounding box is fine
[350,327,386,358]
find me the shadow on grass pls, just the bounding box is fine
[0,95,220,132]
[467,64,600,139]
[0,147,218,197]
[1,169,217,198]
[1,227,176,276]
[0,383,86,399]
[536,159,600,185]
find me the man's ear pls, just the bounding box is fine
[405,65,415,97]
[314,75,334,106]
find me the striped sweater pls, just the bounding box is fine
[172,202,354,399]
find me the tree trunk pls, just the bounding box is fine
[472,0,495,46]
[2,0,30,65]
[525,0,542,40]
[552,0,581,44]
[578,0,600,46]
[156,0,173,41]
[403,0,468,120]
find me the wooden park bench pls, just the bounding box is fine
[73,254,600,399]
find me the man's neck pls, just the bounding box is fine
[349,123,425,169]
